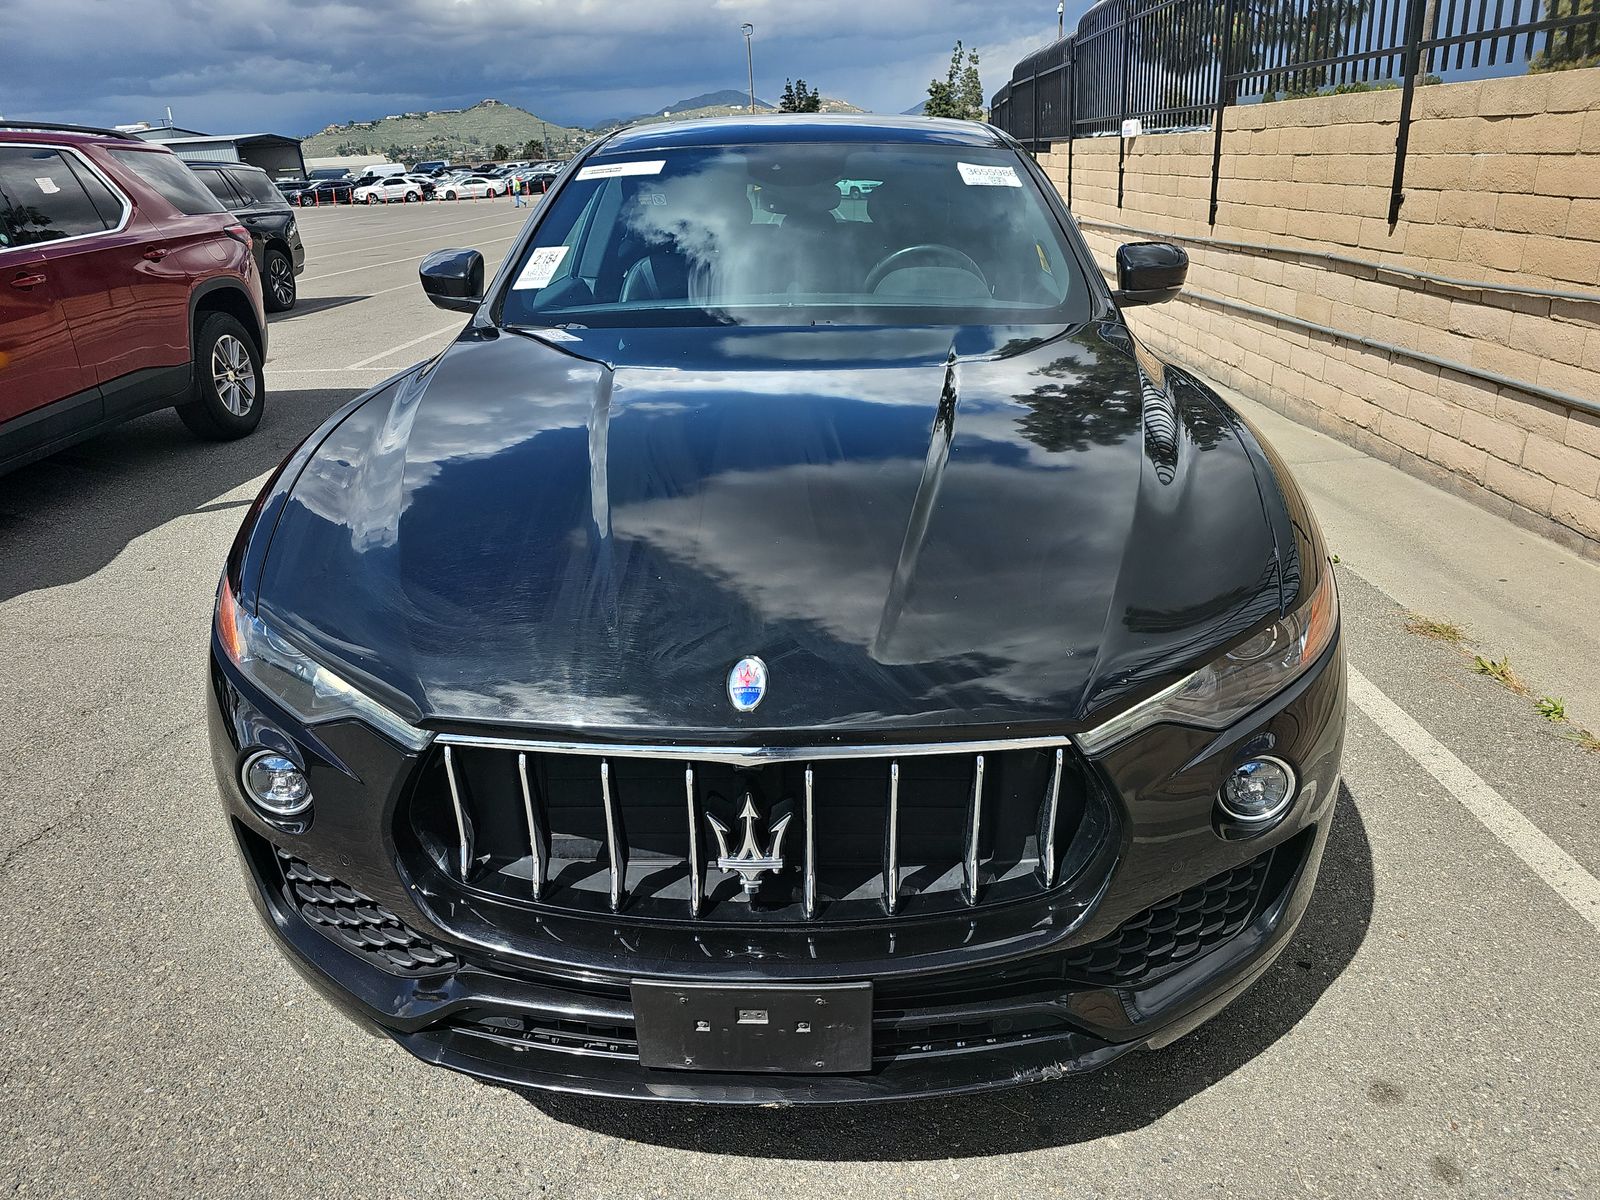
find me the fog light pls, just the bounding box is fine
[1220,756,1295,823]
[241,750,311,817]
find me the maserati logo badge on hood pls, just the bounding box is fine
[727,656,767,712]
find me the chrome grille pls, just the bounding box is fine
[412,736,1100,923]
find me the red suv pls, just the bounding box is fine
[0,123,268,476]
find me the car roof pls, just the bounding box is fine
[0,122,146,148]
[190,160,267,175]
[596,114,1005,155]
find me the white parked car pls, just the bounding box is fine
[353,177,423,204]
[438,174,504,200]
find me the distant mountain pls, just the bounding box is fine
[902,101,928,116]
[599,90,866,131]
[303,100,585,161]
[656,89,774,114]
[600,90,774,129]
[815,96,868,115]
[306,91,878,163]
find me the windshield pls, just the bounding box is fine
[498,142,1090,329]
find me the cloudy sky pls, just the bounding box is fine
[1,0,1083,135]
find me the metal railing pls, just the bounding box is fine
[992,0,1600,223]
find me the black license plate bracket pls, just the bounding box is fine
[631,980,873,1074]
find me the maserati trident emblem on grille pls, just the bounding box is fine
[707,793,791,896]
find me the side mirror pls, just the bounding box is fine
[1113,242,1188,308]
[419,248,485,313]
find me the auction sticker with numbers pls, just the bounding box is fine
[956,162,1022,188]
[512,246,570,290]
[576,159,666,181]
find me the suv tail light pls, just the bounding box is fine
[223,223,251,247]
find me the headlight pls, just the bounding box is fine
[1077,564,1338,755]
[215,576,430,751]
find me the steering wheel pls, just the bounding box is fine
[864,244,989,294]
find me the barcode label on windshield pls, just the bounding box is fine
[577,160,666,181]
[957,162,1022,188]
[512,246,570,290]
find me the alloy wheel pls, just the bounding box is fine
[211,334,257,416]
[268,256,294,308]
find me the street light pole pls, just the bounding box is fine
[1057,2,1065,39]
[742,23,756,114]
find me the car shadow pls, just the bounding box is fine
[523,783,1374,1159]
[0,384,365,605]
[269,295,367,323]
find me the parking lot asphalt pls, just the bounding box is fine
[1,200,1597,1199]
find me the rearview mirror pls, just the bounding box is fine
[419,248,485,313]
[1113,242,1188,308]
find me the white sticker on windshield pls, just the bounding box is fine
[35,177,61,194]
[512,246,570,290]
[577,159,666,181]
[957,162,1022,188]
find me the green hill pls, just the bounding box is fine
[303,100,586,162]
[626,89,776,120]
[603,94,868,131]
[304,94,876,163]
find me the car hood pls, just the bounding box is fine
[255,322,1285,736]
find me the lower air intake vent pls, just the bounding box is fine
[277,850,457,976]
[451,1011,638,1059]
[1061,853,1271,984]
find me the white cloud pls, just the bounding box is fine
[3,0,1086,133]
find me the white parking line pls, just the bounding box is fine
[1348,666,1600,933]
[266,367,397,375]
[347,323,464,369]
[300,231,522,283]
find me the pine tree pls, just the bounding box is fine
[1530,0,1600,71]
[780,79,799,112]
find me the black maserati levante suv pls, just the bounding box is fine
[208,115,1344,1103]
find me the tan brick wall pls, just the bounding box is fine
[1038,68,1600,556]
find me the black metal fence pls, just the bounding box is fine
[991,0,1600,224]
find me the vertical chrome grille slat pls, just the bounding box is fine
[803,764,817,919]
[600,759,626,912]
[442,744,474,879]
[965,753,985,906]
[884,760,901,915]
[1041,747,1064,888]
[517,751,548,900]
[684,764,701,918]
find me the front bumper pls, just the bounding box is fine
[233,816,1326,1103]
[210,636,1344,1104]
